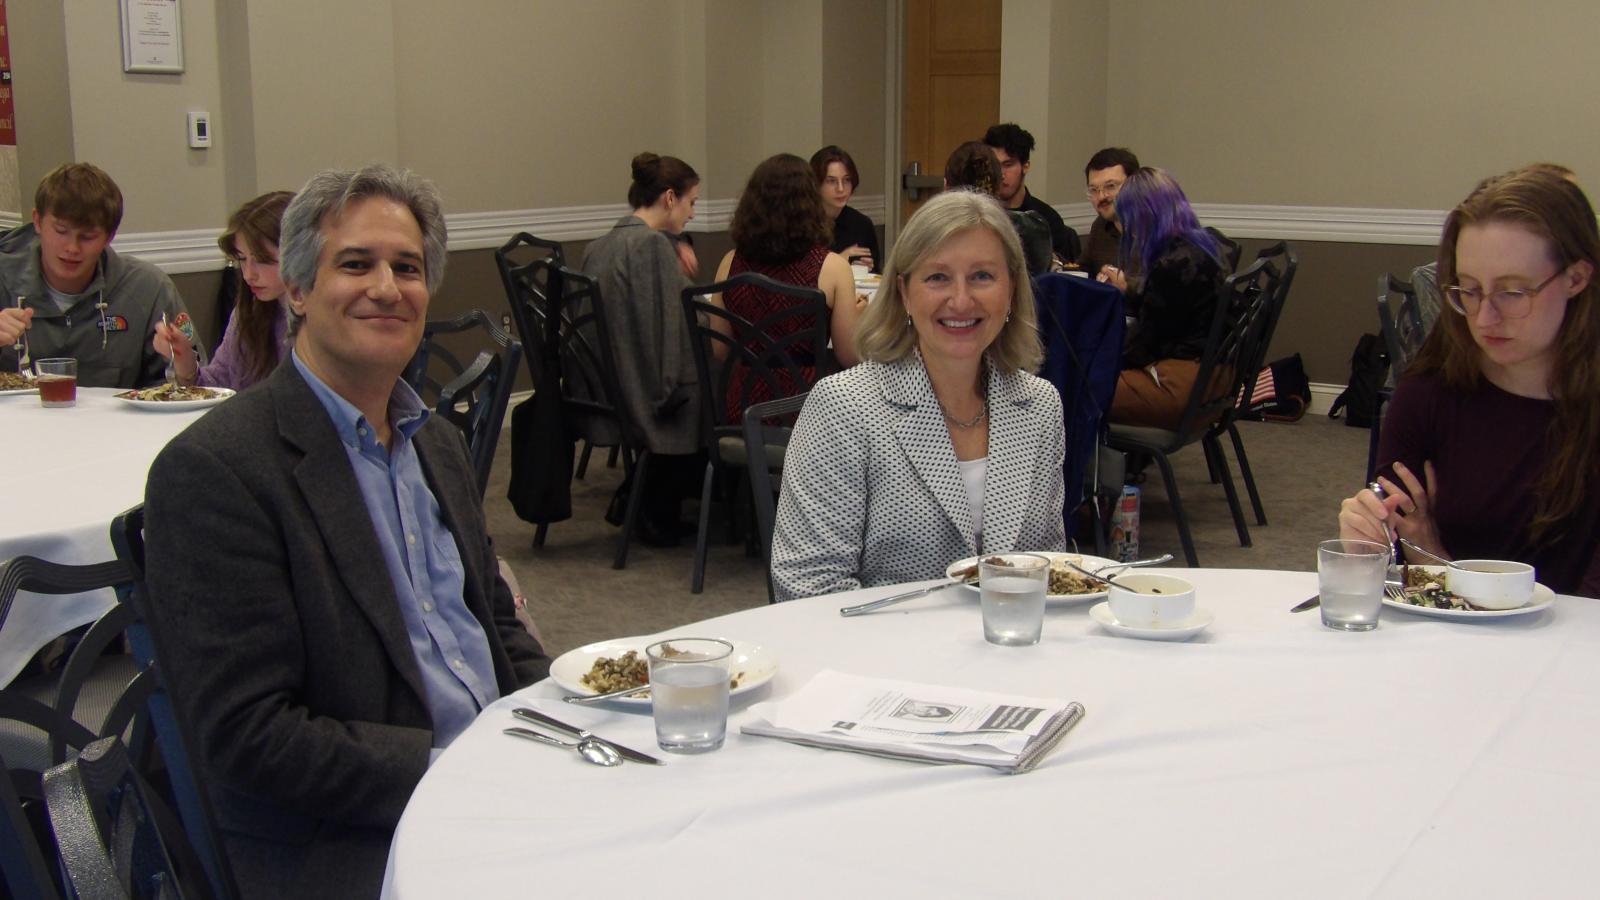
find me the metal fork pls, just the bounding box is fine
[12,295,28,374]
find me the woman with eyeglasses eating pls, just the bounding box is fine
[1338,166,1600,596]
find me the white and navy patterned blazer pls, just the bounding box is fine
[771,353,1067,602]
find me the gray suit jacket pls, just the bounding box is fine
[143,362,550,899]
[771,355,1067,601]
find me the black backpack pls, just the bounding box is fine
[1328,333,1389,428]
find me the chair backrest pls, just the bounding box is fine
[110,507,239,900]
[402,310,523,495]
[1377,272,1426,381]
[1169,256,1280,441]
[680,272,830,460]
[1222,241,1300,420]
[493,233,565,387]
[44,735,219,900]
[550,263,643,450]
[1204,226,1243,273]
[742,392,810,602]
[0,553,144,900]
[1032,273,1126,527]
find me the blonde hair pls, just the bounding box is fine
[855,189,1042,373]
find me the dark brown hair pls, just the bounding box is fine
[34,162,123,233]
[808,145,859,189]
[730,154,831,264]
[1416,166,1600,539]
[944,142,1001,196]
[628,152,699,209]
[217,191,294,385]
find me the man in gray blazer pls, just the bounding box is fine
[143,165,549,898]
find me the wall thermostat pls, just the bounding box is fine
[188,111,211,149]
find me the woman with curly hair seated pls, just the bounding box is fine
[706,153,862,423]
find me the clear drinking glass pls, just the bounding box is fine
[646,638,733,753]
[1317,539,1389,631]
[34,358,77,408]
[980,553,1050,646]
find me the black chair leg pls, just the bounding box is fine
[533,522,548,548]
[691,460,715,593]
[607,446,620,469]
[1203,436,1222,484]
[613,450,649,570]
[1150,450,1200,567]
[1366,393,1387,482]
[1228,422,1267,525]
[1206,434,1252,548]
[575,442,594,480]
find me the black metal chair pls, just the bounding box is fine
[742,392,810,604]
[0,553,149,900]
[545,263,657,567]
[494,233,617,480]
[1105,256,1280,566]
[682,273,831,594]
[45,735,220,900]
[110,506,239,900]
[403,309,523,497]
[1203,240,1299,538]
[1370,272,1425,480]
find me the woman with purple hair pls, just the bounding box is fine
[1101,167,1227,428]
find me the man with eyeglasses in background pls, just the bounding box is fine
[983,123,1080,265]
[1079,147,1141,280]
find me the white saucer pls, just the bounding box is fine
[1089,602,1212,641]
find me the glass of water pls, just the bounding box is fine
[646,638,733,753]
[980,553,1050,646]
[1317,539,1389,631]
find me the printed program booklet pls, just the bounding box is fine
[741,670,1085,773]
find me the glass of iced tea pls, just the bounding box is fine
[35,358,77,408]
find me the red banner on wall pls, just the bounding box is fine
[0,0,14,146]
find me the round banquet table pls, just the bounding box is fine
[0,387,212,686]
[385,569,1594,899]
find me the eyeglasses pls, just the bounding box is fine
[1444,268,1566,319]
[1085,180,1123,199]
[822,176,854,190]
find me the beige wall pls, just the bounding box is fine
[9,1,74,210]
[822,0,888,194]
[1104,0,1600,209]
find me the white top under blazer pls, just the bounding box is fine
[770,352,1067,602]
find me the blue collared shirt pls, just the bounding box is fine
[293,351,497,749]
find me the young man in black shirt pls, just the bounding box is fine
[983,123,1080,264]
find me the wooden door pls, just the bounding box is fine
[901,0,1002,224]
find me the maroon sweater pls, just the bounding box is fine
[1378,373,1600,597]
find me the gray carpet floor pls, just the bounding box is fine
[489,414,1370,657]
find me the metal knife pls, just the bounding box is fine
[1290,595,1320,613]
[512,707,663,765]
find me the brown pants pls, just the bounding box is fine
[1110,359,1202,429]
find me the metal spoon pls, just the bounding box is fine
[1398,537,1467,571]
[563,683,651,705]
[503,726,622,766]
[1092,553,1174,578]
[1062,558,1123,588]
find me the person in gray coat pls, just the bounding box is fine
[0,162,202,387]
[771,190,1067,601]
[580,152,704,544]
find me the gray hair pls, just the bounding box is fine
[855,189,1042,373]
[279,164,448,330]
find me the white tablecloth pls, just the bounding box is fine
[0,387,209,685]
[385,569,1596,898]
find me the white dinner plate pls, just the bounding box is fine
[549,635,777,706]
[1090,602,1213,641]
[1382,581,1556,620]
[114,387,236,411]
[947,552,1123,604]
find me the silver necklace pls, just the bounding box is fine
[938,398,988,429]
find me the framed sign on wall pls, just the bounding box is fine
[120,0,183,74]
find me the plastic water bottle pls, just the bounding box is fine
[1111,485,1140,562]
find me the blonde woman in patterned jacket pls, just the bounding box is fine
[771,189,1067,601]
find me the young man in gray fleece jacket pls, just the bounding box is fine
[0,162,202,388]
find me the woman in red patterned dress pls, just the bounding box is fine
[707,153,863,423]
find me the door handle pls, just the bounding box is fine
[901,161,943,201]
